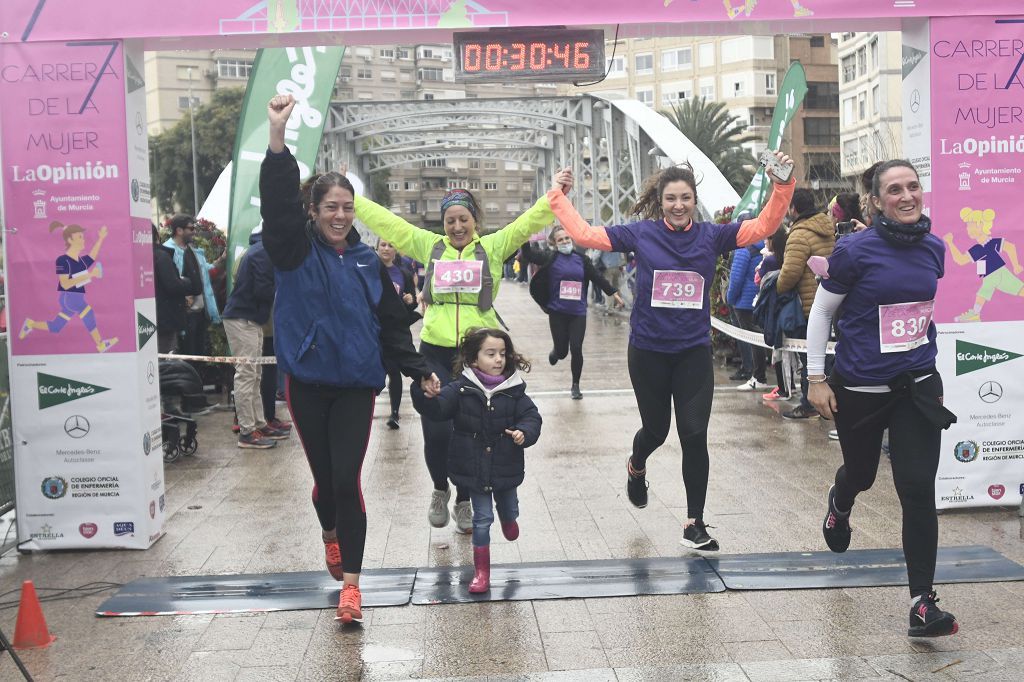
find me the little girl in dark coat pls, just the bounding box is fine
[412,327,542,594]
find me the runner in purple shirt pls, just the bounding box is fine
[806,160,959,638]
[548,152,794,551]
[521,225,624,399]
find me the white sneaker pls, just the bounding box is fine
[828,429,840,441]
[428,487,451,528]
[736,377,769,391]
[453,500,473,534]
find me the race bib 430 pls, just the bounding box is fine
[432,259,483,294]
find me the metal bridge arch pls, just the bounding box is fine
[322,95,740,226]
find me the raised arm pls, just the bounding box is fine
[261,94,311,271]
[355,195,442,264]
[736,151,796,247]
[88,225,108,260]
[545,192,613,251]
[484,169,570,261]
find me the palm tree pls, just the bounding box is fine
[661,97,758,194]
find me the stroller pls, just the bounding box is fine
[159,359,201,463]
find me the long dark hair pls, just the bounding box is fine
[301,172,355,214]
[455,327,531,377]
[630,164,698,221]
[834,192,865,224]
[768,225,788,258]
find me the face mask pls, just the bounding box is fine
[557,243,573,255]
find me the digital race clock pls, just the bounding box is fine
[453,28,606,83]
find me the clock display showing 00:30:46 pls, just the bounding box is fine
[462,41,593,72]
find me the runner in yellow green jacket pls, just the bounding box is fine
[354,169,573,532]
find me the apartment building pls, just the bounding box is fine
[837,32,903,184]
[560,35,844,201]
[144,47,558,229]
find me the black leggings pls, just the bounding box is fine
[627,344,715,521]
[261,335,277,423]
[385,363,403,416]
[286,376,375,574]
[549,312,587,383]
[419,341,469,502]
[832,374,944,598]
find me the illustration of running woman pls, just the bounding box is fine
[720,0,813,18]
[18,221,119,352]
[944,207,1024,323]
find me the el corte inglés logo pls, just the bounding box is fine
[955,340,1022,376]
[37,373,110,409]
[137,312,156,348]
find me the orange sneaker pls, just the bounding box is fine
[335,584,363,623]
[323,537,343,581]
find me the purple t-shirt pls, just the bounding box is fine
[386,263,406,297]
[968,238,1005,276]
[606,219,742,353]
[56,254,94,293]
[821,229,945,384]
[546,252,587,316]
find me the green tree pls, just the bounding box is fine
[150,87,245,215]
[661,97,758,195]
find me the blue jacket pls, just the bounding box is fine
[752,270,806,349]
[260,148,429,390]
[223,231,275,325]
[727,242,763,310]
[164,238,221,323]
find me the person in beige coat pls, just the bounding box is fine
[777,187,836,419]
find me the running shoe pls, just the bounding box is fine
[386,412,400,430]
[260,425,290,441]
[238,431,276,449]
[908,592,959,638]
[570,383,583,400]
[323,537,343,581]
[335,584,363,623]
[626,456,648,508]
[761,387,789,401]
[783,405,819,420]
[955,309,980,323]
[18,320,33,340]
[97,337,119,353]
[548,350,558,366]
[737,377,770,391]
[680,520,719,551]
[453,500,473,534]
[267,418,292,431]
[822,485,851,553]
[428,487,451,528]
[827,429,840,441]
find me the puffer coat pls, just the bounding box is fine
[776,211,836,317]
[411,368,542,493]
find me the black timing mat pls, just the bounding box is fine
[411,556,724,605]
[708,545,1024,591]
[96,568,416,616]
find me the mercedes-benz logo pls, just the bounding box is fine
[136,112,145,136]
[978,381,1003,403]
[64,415,91,439]
[147,361,156,385]
[910,89,921,114]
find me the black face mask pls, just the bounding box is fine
[872,213,932,247]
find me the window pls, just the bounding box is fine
[606,55,626,76]
[858,92,866,121]
[661,47,692,71]
[484,160,497,170]
[504,161,519,171]
[721,37,754,64]
[484,181,497,191]
[856,47,867,77]
[419,68,443,81]
[805,152,841,183]
[387,181,400,191]
[468,180,481,190]
[379,48,395,59]
[398,48,412,60]
[427,199,441,213]
[485,202,499,213]
[336,89,353,99]
[469,159,480,169]
[380,70,397,82]
[804,118,840,146]
[400,69,413,81]
[506,182,518,191]
[177,96,200,109]
[407,201,418,214]
[810,35,826,48]
[636,88,654,107]
[872,85,880,117]
[424,158,447,168]
[391,204,402,214]
[423,93,434,100]
[401,90,415,99]
[356,68,373,80]
[217,59,253,79]
[843,139,859,167]
[869,38,879,71]
[634,53,654,74]
[805,81,839,110]
[357,92,373,100]
[522,182,532,192]
[763,73,776,96]
[841,55,856,83]
[506,202,520,213]
[661,81,693,107]
[355,47,372,59]
[729,78,746,98]
[404,180,419,190]
[176,65,196,80]
[843,96,855,124]
[699,77,715,99]
[698,43,715,67]
[418,47,437,59]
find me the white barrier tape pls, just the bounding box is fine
[158,353,277,365]
[710,316,836,355]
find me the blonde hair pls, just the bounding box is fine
[960,207,995,237]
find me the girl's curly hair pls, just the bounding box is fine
[455,327,531,377]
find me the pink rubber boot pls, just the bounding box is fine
[468,545,490,593]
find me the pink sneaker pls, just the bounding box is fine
[762,386,789,401]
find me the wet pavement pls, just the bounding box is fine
[2,283,1022,681]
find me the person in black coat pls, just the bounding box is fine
[411,328,542,594]
[153,224,202,353]
[523,226,623,399]
[377,238,421,430]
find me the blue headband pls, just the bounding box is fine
[440,189,477,219]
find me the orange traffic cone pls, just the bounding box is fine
[13,580,55,649]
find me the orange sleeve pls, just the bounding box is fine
[736,180,795,247]
[546,190,613,251]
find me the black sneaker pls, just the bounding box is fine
[728,369,752,381]
[626,457,648,508]
[908,592,959,638]
[548,350,558,366]
[680,520,719,551]
[386,413,400,430]
[783,405,819,420]
[571,383,583,400]
[822,485,851,553]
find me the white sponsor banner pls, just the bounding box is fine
[935,322,1024,509]
[12,349,162,549]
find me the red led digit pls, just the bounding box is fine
[464,43,482,71]
[509,42,526,71]
[574,42,591,70]
[551,43,569,68]
[484,43,502,71]
[529,42,546,70]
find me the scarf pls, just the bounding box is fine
[872,213,932,247]
[472,367,506,388]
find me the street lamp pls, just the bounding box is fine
[187,66,200,216]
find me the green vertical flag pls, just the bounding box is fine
[734,62,808,218]
[227,45,345,285]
